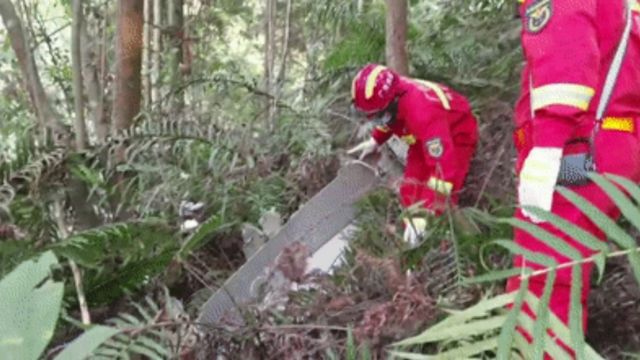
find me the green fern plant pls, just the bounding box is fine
[391,173,640,359]
[51,220,177,305]
[91,291,194,359]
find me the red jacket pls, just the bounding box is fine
[370,77,476,191]
[515,0,640,151]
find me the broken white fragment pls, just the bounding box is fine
[305,225,356,274]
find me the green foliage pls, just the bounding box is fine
[395,173,640,358]
[51,221,177,305]
[178,212,234,259]
[53,326,119,360]
[326,328,372,360]
[91,293,186,359]
[323,16,386,71]
[0,251,63,360]
[52,220,173,269]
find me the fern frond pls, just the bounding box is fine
[50,220,177,305]
[8,148,67,191]
[52,220,174,268]
[92,293,195,359]
[94,298,171,359]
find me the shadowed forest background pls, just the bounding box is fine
[1,0,639,359]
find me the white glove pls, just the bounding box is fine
[347,138,379,160]
[518,147,563,223]
[403,217,427,247]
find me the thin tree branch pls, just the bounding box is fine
[53,200,91,326]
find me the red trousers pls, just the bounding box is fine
[507,119,640,355]
[398,113,477,211]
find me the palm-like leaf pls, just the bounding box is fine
[393,173,640,358]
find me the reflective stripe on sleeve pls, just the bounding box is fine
[531,84,595,111]
[427,177,453,195]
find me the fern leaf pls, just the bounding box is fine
[397,315,506,346]
[145,295,161,314]
[513,332,532,359]
[501,218,585,261]
[138,336,170,358]
[606,173,640,204]
[531,269,556,360]
[53,326,118,360]
[493,240,557,268]
[525,292,605,360]
[93,296,173,359]
[386,350,431,359]
[517,305,573,359]
[426,292,515,333]
[497,279,529,359]
[464,268,522,285]
[590,174,640,228]
[391,336,500,360]
[92,346,122,358]
[557,186,640,285]
[119,313,143,326]
[129,343,164,359]
[569,265,585,360]
[132,302,153,322]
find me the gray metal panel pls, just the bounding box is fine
[198,161,380,324]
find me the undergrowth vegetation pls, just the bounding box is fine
[1,0,639,359]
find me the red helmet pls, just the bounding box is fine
[351,64,399,114]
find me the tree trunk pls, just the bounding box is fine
[151,0,162,110]
[72,0,88,149]
[98,2,111,140]
[168,0,184,111]
[264,0,276,130]
[81,12,108,143]
[111,0,144,133]
[0,0,68,144]
[276,0,292,85]
[142,0,152,109]
[385,0,408,75]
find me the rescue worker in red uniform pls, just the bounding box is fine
[508,0,640,356]
[348,64,478,245]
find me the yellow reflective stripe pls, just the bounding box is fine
[427,177,453,195]
[375,125,391,133]
[413,79,452,110]
[531,84,595,111]
[365,65,387,99]
[401,134,416,145]
[602,117,635,133]
[351,76,357,100]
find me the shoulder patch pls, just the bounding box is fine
[525,0,552,34]
[425,138,443,159]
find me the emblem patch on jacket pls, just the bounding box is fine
[426,138,443,158]
[525,0,552,33]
